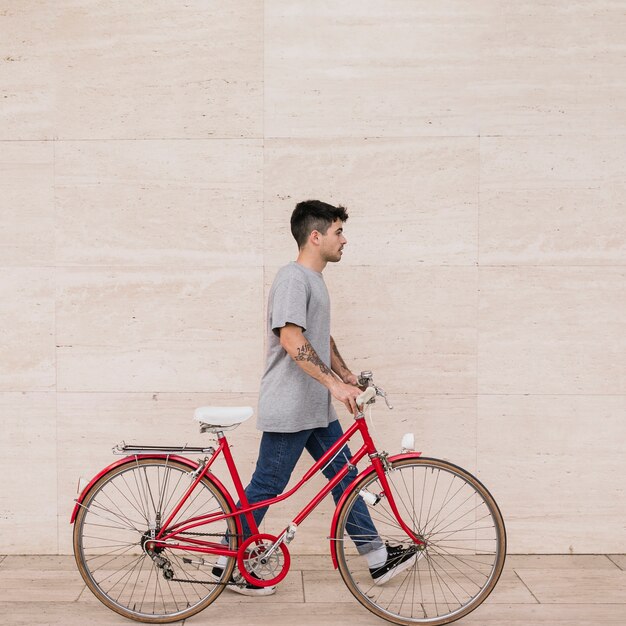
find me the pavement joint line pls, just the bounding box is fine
[541,601,626,604]
[301,569,306,603]
[76,585,90,602]
[513,569,541,604]
[606,555,624,571]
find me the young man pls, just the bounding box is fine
[215,200,417,594]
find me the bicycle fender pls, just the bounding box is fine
[70,454,238,529]
[328,451,422,569]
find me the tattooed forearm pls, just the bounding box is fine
[331,337,349,373]
[330,336,354,384]
[294,342,332,376]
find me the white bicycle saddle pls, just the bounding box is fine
[193,406,253,428]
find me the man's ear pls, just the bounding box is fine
[309,230,321,246]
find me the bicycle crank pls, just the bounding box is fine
[237,533,291,587]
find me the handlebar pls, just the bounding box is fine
[356,386,376,407]
[355,371,393,411]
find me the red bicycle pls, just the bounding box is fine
[71,372,506,625]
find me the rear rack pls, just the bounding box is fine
[113,442,215,456]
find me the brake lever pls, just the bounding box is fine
[357,371,393,409]
[375,386,393,410]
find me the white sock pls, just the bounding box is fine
[365,545,388,569]
[216,555,228,568]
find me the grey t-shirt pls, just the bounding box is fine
[257,262,338,432]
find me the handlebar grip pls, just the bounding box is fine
[356,386,376,407]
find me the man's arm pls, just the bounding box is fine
[330,335,358,386]
[279,323,362,414]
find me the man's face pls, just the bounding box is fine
[317,219,347,263]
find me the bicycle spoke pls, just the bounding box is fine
[353,502,403,535]
[82,520,137,532]
[427,553,459,613]
[132,461,151,522]
[156,463,165,515]
[109,556,148,601]
[93,487,146,530]
[156,461,175,522]
[142,467,158,518]
[425,473,455,536]
[120,471,149,524]
[86,547,142,576]
[81,500,142,533]
[171,483,218,527]
[428,545,491,585]
[161,467,186,515]
[430,508,492,543]
[81,532,135,544]
[423,481,470,537]
[138,561,153,614]
[418,467,427,533]
[127,555,149,611]
[109,479,148,524]
[424,468,440,537]
[158,567,170,614]
[183,490,222,523]
[388,473,421,536]
[398,466,421,534]
[350,485,405,531]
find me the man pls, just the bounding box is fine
[215,200,417,594]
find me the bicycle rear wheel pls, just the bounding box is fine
[334,457,506,626]
[73,457,237,623]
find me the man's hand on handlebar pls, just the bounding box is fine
[330,379,364,415]
[343,372,360,387]
[343,372,369,392]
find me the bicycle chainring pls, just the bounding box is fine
[237,533,290,587]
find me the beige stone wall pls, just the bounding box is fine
[1,2,624,555]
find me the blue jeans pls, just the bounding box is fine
[239,419,382,555]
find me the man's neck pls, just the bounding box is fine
[295,249,326,273]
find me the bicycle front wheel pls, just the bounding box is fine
[334,457,506,626]
[73,458,237,623]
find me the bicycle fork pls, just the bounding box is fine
[354,413,426,549]
[368,453,426,548]
[328,450,426,570]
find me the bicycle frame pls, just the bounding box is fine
[149,414,424,557]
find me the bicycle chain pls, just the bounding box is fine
[170,577,241,586]
[170,554,247,587]
[178,531,242,538]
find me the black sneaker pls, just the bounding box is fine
[211,566,276,597]
[370,543,419,586]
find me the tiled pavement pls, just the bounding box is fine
[0,555,625,625]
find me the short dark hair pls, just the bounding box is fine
[290,200,349,249]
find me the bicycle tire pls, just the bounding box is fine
[334,456,506,626]
[73,457,237,623]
